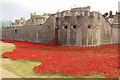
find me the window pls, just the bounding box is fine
[48,26,50,28]
[71,25,77,29]
[88,26,91,28]
[56,27,59,29]
[62,27,64,29]
[14,29,17,33]
[56,18,59,22]
[65,26,68,29]
[73,25,76,29]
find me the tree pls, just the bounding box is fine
[103,12,108,17]
[1,20,13,28]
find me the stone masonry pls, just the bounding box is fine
[1,6,120,46]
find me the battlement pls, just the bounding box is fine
[56,7,89,17]
[26,12,52,25]
[71,6,90,11]
[56,7,102,20]
[2,6,119,46]
[107,11,120,25]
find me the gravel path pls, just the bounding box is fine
[0,67,21,78]
[1,41,24,80]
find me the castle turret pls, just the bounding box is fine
[34,12,36,16]
[30,13,34,23]
[109,11,113,18]
[30,13,33,17]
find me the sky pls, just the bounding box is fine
[1,0,120,21]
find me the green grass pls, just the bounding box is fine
[2,57,105,78]
[2,59,41,78]
[0,47,16,55]
[1,42,108,78]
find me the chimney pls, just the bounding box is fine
[109,11,113,18]
[30,13,33,17]
[87,6,90,9]
[34,12,36,16]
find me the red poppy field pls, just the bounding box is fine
[1,40,119,78]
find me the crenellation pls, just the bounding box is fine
[2,6,120,46]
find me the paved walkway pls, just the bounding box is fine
[0,41,22,79]
[0,67,25,80]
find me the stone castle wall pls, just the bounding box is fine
[2,14,56,43]
[111,24,120,44]
[1,8,120,46]
[56,11,117,46]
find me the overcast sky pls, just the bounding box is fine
[1,0,120,21]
